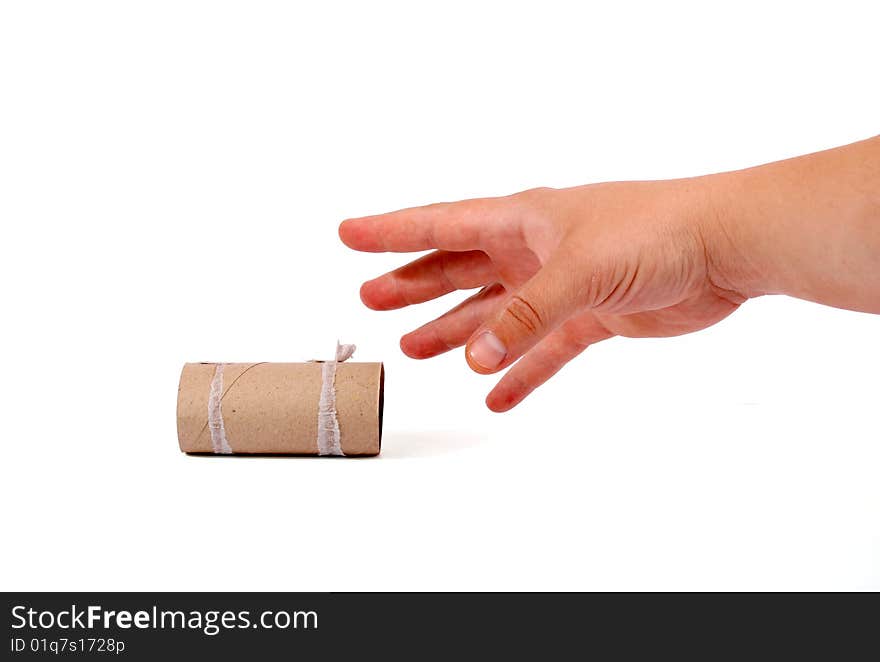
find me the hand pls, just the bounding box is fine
[339,177,747,411]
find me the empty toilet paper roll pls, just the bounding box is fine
[176,360,384,456]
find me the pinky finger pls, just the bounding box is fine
[485,313,614,412]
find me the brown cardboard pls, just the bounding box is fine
[177,362,384,456]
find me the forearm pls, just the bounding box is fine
[707,136,880,313]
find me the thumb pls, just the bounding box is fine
[465,251,581,374]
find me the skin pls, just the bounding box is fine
[339,136,880,412]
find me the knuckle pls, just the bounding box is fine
[513,186,554,201]
[509,187,554,214]
[502,294,545,334]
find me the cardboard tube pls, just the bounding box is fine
[176,362,384,456]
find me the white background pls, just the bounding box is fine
[1,1,878,591]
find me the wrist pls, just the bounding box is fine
[694,169,781,301]
[696,138,880,314]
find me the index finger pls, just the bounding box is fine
[338,197,501,253]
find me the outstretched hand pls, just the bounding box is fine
[339,178,747,411]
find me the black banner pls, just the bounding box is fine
[2,592,876,658]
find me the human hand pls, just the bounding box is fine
[341,136,880,411]
[339,177,747,411]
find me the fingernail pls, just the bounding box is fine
[468,331,507,371]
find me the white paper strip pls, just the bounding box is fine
[316,342,356,456]
[207,363,233,454]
